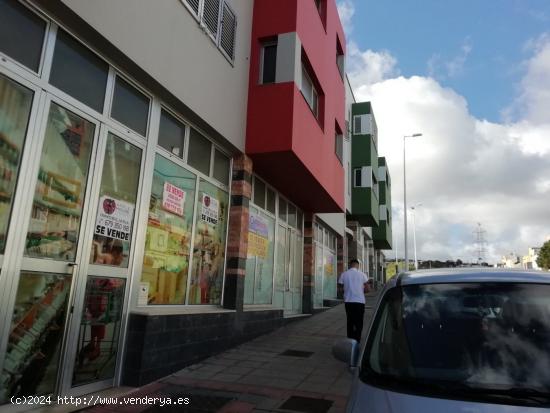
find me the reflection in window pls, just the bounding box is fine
[253,178,265,209]
[189,179,228,304]
[187,128,211,175]
[158,109,186,158]
[50,30,108,113]
[90,134,141,268]
[111,76,149,136]
[73,277,125,386]
[213,149,230,185]
[1,272,71,402]
[25,103,95,261]
[0,74,33,253]
[244,211,275,305]
[140,155,196,305]
[0,0,46,72]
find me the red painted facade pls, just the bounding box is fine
[246,0,346,212]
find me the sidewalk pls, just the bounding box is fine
[79,294,379,413]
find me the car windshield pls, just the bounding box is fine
[361,282,550,404]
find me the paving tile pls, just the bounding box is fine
[211,373,243,383]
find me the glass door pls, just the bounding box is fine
[2,97,99,401]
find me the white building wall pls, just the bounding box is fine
[60,0,253,152]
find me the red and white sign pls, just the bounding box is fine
[200,193,219,225]
[94,196,134,241]
[162,182,185,217]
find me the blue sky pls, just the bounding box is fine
[339,0,550,263]
[350,0,550,122]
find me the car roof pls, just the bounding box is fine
[393,268,550,286]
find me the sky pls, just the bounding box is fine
[337,0,550,264]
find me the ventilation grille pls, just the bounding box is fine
[219,2,236,60]
[184,0,200,15]
[202,0,221,37]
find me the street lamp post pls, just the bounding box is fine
[403,133,422,272]
[411,203,422,270]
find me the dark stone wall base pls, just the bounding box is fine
[122,309,284,387]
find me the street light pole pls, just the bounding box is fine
[411,203,422,270]
[403,133,422,272]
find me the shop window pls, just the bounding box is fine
[187,128,212,175]
[140,155,197,305]
[213,149,230,185]
[111,76,150,136]
[266,188,276,215]
[25,103,95,261]
[336,35,345,80]
[202,0,221,40]
[219,2,237,60]
[253,177,266,209]
[244,210,275,305]
[278,197,287,222]
[0,74,33,254]
[89,133,142,268]
[50,30,109,113]
[0,0,46,72]
[158,109,186,158]
[287,204,297,228]
[189,179,229,305]
[260,41,277,84]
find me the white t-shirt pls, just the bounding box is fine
[338,268,369,304]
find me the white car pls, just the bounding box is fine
[333,269,550,412]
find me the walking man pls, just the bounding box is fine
[338,259,369,342]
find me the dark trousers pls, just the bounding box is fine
[345,302,365,342]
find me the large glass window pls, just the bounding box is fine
[189,180,228,305]
[244,210,275,305]
[0,0,46,72]
[213,149,230,185]
[1,272,71,401]
[49,30,108,113]
[89,133,142,268]
[139,155,196,305]
[0,74,33,253]
[110,76,149,136]
[253,178,266,209]
[25,103,95,261]
[187,128,211,176]
[158,109,186,158]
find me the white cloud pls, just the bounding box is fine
[346,33,550,263]
[426,38,472,79]
[336,0,355,36]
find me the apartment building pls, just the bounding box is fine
[0,0,353,402]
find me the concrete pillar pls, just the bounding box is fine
[302,212,315,313]
[223,154,253,311]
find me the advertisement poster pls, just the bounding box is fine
[248,213,269,258]
[200,193,219,225]
[162,182,185,217]
[94,196,134,241]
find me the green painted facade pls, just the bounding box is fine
[373,157,392,249]
[349,102,379,227]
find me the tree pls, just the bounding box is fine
[537,241,550,270]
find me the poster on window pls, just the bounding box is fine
[248,213,269,258]
[94,196,134,241]
[162,182,185,217]
[200,193,219,225]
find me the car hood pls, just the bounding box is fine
[349,382,544,413]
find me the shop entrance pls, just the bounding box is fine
[274,225,302,316]
[0,88,143,402]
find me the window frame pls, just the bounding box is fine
[259,40,278,85]
[301,65,319,118]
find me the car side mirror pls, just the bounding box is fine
[332,338,360,367]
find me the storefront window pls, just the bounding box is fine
[158,109,186,158]
[72,277,125,386]
[110,76,149,136]
[0,0,46,72]
[89,133,141,268]
[189,179,228,305]
[187,128,211,176]
[323,249,337,299]
[244,210,275,305]
[25,103,95,261]
[139,155,196,305]
[213,149,230,185]
[1,272,71,402]
[0,74,33,253]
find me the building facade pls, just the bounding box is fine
[0,0,361,404]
